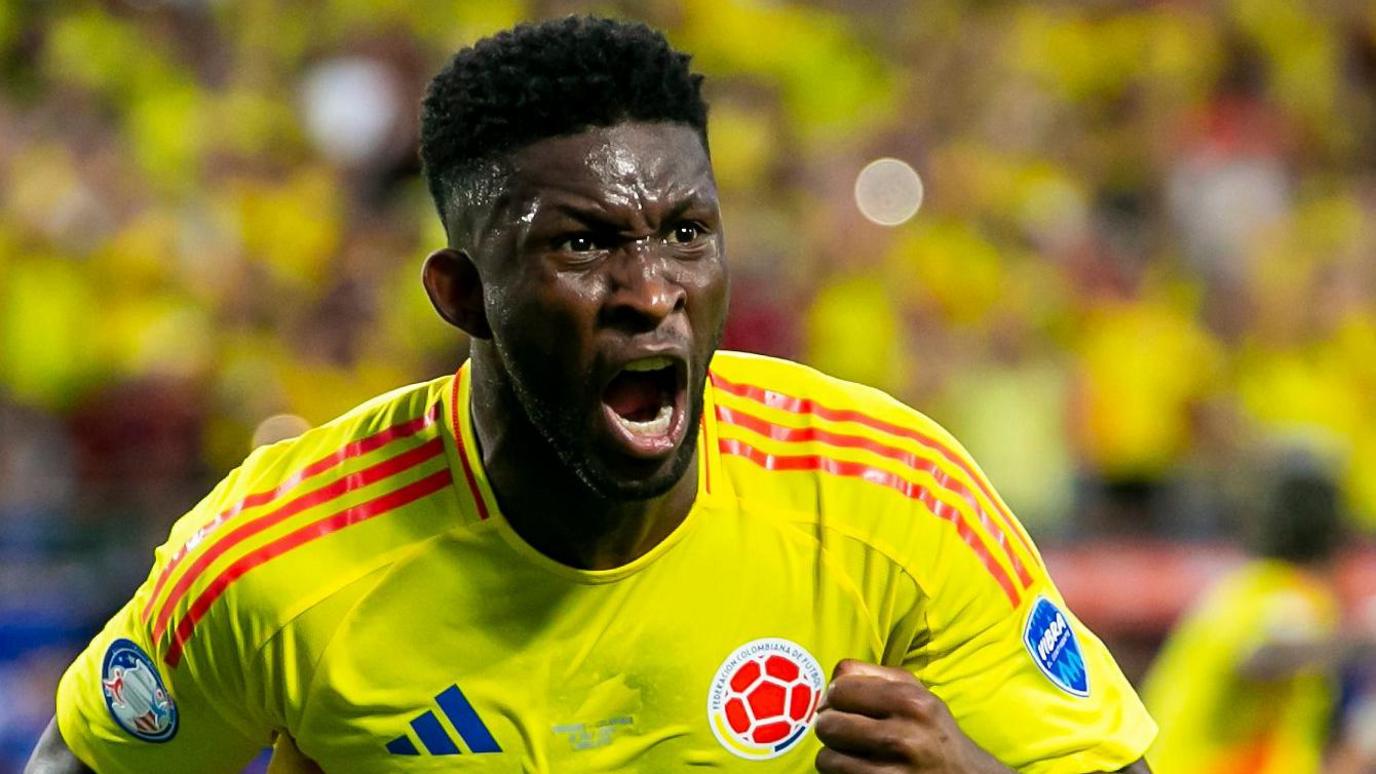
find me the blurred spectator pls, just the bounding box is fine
[1142,448,1374,774]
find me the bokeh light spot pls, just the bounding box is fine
[854,157,924,226]
[251,414,311,449]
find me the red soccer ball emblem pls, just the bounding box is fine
[708,639,825,760]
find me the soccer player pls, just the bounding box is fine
[1143,454,1373,773]
[28,17,1154,773]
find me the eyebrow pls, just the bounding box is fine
[538,194,712,229]
[540,202,616,229]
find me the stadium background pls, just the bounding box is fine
[1,0,1375,770]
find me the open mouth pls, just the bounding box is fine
[599,355,688,458]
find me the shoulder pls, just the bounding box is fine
[1227,560,1338,631]
[708,351,1042,606]
[709,350,932,426]
[142,375,461,667]
[708,350,976,521]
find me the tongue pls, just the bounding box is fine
[604,371,664,422]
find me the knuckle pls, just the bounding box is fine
[898,691,931,720]
[918,690,942,711]
[878,727,920,760]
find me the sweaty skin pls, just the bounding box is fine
[423,121,729,570]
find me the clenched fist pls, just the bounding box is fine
[814,660,1013,774]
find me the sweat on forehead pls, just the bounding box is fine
[508,123,714,202]
[445,122,715,246]
[419,16,710,232]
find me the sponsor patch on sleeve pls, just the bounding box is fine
[101,638,178,742]
[1022,597,1089,697]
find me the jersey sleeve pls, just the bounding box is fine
[897,438,1156,773]
[55,476,275,774]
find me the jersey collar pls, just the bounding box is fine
[441,360,728,581]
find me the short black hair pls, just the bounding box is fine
[420,16,710,232]
[1252,463,1345,565]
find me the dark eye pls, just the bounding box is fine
[668,223,702,244]
[555,234,599,253]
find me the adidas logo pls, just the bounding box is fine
[386,684,502,756]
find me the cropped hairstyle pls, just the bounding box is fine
[420,16,709,232]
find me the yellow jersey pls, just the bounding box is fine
[1142,559,1339,774]
[56,351,1154,772]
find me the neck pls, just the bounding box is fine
[467,349,699,571]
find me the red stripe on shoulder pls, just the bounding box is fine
[715,403,1034,590]
[712,374,1038,583]
[163,467,453,667]
[718,437,1020,606]
[150,434,445,643]
[143,404,441,622]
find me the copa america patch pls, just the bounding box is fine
[1023,597,1089,697]
[707,638,824,760]
[101,639,178,742]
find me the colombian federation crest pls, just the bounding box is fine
[1023,597,1089,697]
[101,639,178,742]
[707,638,824,760]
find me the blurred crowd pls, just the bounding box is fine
[2,0,1375,769]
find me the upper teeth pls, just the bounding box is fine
[623,356,673,372]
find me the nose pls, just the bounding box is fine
[602,240,686,330]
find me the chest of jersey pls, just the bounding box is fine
[293,505,888,772]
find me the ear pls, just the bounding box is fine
[422,248,492,339]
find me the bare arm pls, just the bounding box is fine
[1238,634,1375,682]
[24,718,93,774]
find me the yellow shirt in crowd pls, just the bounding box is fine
[1143,559,1339,774]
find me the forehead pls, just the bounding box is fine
[506,122,715,212]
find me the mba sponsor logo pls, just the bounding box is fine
[1023,596,1089,697]
[707,638,824,760]
[101,639,177,742]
